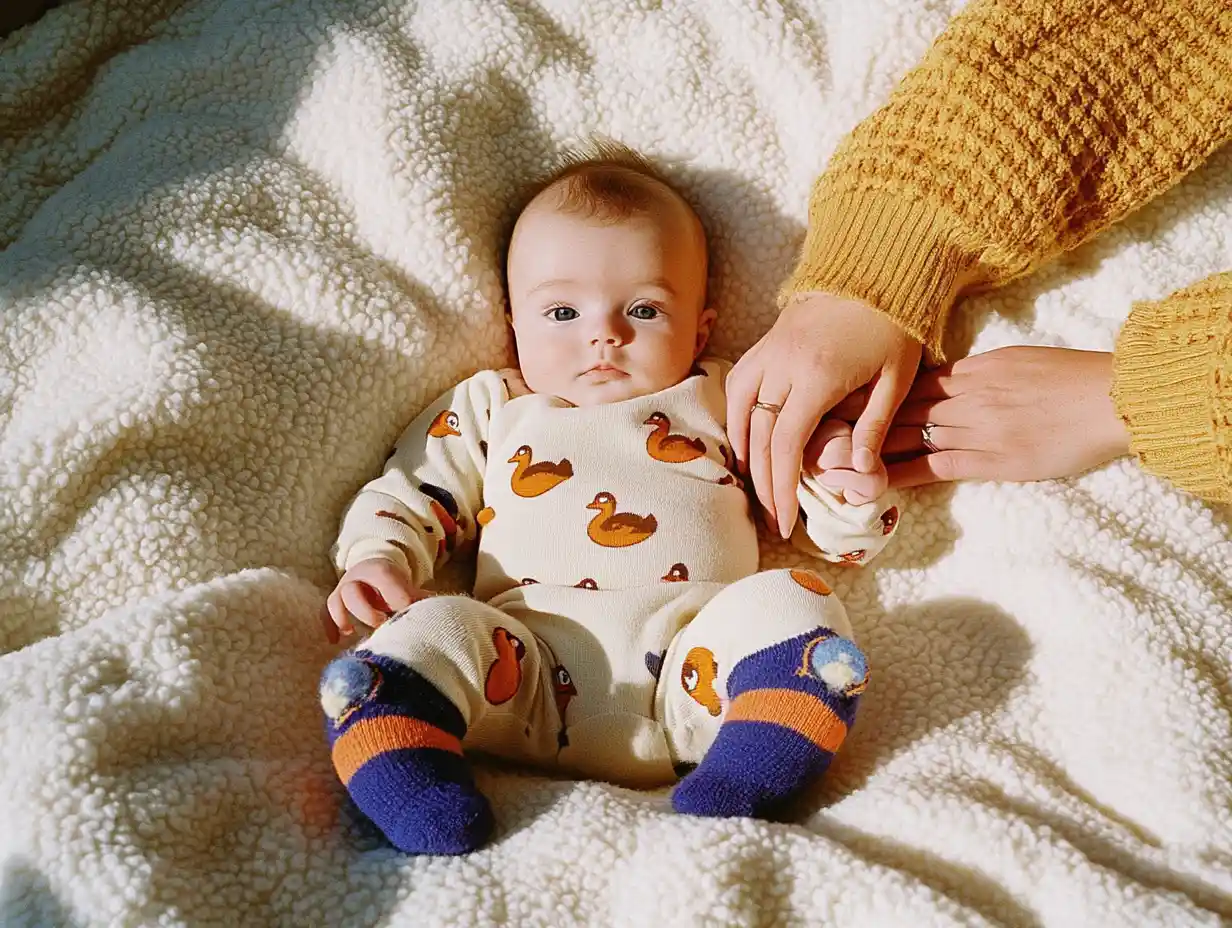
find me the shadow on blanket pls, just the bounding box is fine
[0,857,81,928]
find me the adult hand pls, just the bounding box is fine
[836,347,1131,486]
[727,292,922,538]
[322,557,430,644]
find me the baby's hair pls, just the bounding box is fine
[521,138,681,223]
[501,138,705,294]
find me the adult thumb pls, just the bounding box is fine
[852,366,912,473]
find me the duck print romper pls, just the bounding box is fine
[329,359,900,787]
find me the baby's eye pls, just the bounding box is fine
[548,305,579,322]
[628,303,660,320]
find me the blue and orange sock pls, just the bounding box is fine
[319,652,493,854]
[672,629,866,820]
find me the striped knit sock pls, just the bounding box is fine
[672,628,865,820]
[319,652,493,855]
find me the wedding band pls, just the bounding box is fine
[753,400,783,415]
[921,422,940,453]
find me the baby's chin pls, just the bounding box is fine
[556,374,680,407]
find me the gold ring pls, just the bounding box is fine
[753,401,783,415]
[921,422,940,453]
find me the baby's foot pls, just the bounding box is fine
[321,653,492,854]
[672,629,864,819]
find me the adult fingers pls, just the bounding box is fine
[852,364,913,473]
[887,449,997,488]
[883,425,928,455]
[725,342,765,472]
[747,384,786,525]
[906,365,960,401]
[829,390,867,422]
[771,384,844,539]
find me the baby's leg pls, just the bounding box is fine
[660,568,867,819]
[319,595,553,855]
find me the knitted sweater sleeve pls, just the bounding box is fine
[782,0,1232,360]
[1111,274,1232,503]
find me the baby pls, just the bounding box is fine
[319,144,900,855]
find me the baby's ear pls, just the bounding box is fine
[694,307,718,356]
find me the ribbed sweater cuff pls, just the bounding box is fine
[780,188,982,362]
[1111,298,1230,504]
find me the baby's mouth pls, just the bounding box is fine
[583,363,626,376]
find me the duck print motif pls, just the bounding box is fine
[586,492,657,548]
[428,410,461,438]
[574,578,598,590]
[789,568,832,596]
[880,506,899,535]
[375,509,413,527]
[476,507,496,527]
[508,446,574,498]
[645,649,666,681]
[718,444,744,489]
[420,483,462,558]
[484,627,526,705]
[837,550,867,566]
[662,563,689,583]
[644,412,706,463]
[681,646,722,716]
[551,664,578,749]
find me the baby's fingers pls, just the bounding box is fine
[819,465,888,504]
[325,587,354,640]
[340,582,390,629]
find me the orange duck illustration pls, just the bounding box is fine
[428,410,461,438]
[644,412,706,463]
[484,627,526,705]
[574,578,598,590]
[419,483,462,558]
[662,563,689,582]
[681,646,721,716]
[508,445,574,498]
[790,568,832,596]
[837,549,867,566]
[880,506,899,535]
[586,492,657,548]
[476,506,496,527]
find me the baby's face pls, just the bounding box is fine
[506,187,714,407]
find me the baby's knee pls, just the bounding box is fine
[717,568,854,637]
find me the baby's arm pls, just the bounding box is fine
[327,371,505,635]
[791,420,901,567]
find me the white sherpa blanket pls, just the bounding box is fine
[2,1,1230,925]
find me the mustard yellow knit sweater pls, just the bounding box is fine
[785,0,1232,503]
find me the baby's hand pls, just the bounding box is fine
[322,557,430,644]
[805,419,888,505]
